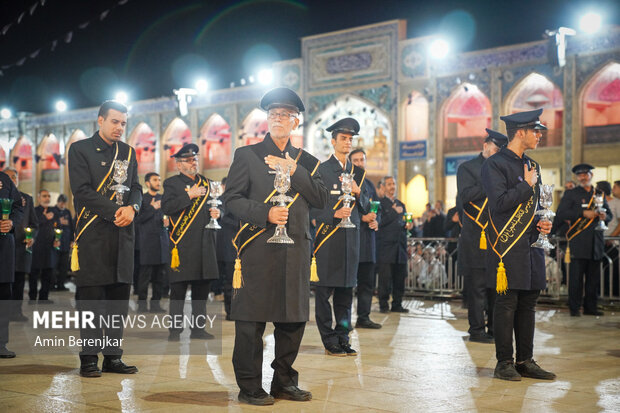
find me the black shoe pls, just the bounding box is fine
[0,346,16,358]
[494,360,522,381]
[515,359,556,380]
[168,331,180,342]
[340,343,357,356]
[356,318,382,329]
[9,313,29,322]
[570,310,581,317]
[79,362,101,377]
[38,299,54,305]
[469,332,494,344]
[102,358,138,374]
[190,329,215,340]
[238,390,275,406]
[583,310,604,316]
[391,306,409,313]
[225,314,232,321]
[270,385,312,401]
[324,343,346,357]
[149,304,166,313]
[379,307,389,313]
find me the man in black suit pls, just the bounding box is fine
[376,176,413,313]
[30,189,59,303]
[4,168,38,322]
[223,87,327,405]
[0,170,23,357]
[350,149,382,329]
[215,177,238,320]
[53,194,73,291]
[135,172,169,313]
[68,100,142,377]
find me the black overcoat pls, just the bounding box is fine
[161,174,219,282]
[54,207,74,252]
[310,156,368,287]
[555,186,612,261]
[68,132,142,287]
[357,179,381,264]
[136,192,170,266]
[0,171,22,283]
[14,192,38,274]
[31,205,58,270]
[216,209,238,263]
[481,147,545,291]
[376,197,408,265]
[222,134,328,322]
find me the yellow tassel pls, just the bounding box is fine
[310,256,319,282]
[233,258,243,289]
[479,229,487,250]
[70,243,80,272]
[496,261,508,294]
[564,246,571,264]
[170,246,180,270]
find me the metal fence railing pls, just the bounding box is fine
[405,236,620,304]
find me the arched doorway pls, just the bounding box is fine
[306,94,391,182]
[127,122,157,176]
[582,62,620,144]
[404,91,429,141]
[239,109,268,147]
[162,118,192,177]
[200,114,231,170]
[36,134,61,194]
[505,73,563,147]
[10,136,34,182]
[442,83,491,153]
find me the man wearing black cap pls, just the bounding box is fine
[135,172,168,313]
[481,108,556,381]
[456,129,506,344]
[223,87,327,405]
[555,164,611,316]
[68,100,142,377]
[53,194,73,291]
[349,148,382,329]
[310,118,369,356]
[162,144,220,341]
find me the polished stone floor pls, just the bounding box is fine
[1,294,619,412]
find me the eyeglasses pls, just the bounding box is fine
[267,111,296,121]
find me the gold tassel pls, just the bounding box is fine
[70,243,80,272]
[564,245,571,264]
[496,260,508,294]
[479,229,487,250]
[310,256,319,282]
[170,245,180,270]
[233,258,243,289]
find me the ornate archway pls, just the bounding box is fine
[10,136,33,182]
[441,83,491,153]
[161,118,192,176]
[36,134,61,194]
[200,114,231,170]
[581,62,620,145]
[127,122,157,175]
[403,91,429,141]
[238,109,268,147]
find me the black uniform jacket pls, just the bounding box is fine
[14,192,38,274]
[32,205,59,270]
[555,186,612,261]
[0,171,23,283]
[136,192,170,266]
[223,133,328,322]
[481,147,545,291]
[162,173,218,282]
[310,155,369,288]
[456,153,487,270]
[54,207,74,253]
[68,132,142,287]
[376,197,408,265]
[358,179,381,264]
[216,209,238,263]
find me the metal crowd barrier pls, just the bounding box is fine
[405,236,620,304]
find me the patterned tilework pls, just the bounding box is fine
[501,63,564,97]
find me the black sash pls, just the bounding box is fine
[71,144,133,272]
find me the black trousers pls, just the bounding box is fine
[169,280,210,333]
[315,285,353,347]
[0,282,11,346]
[378,263,407,310]
[218,260,233,316]
[137,264,165,303]
[55,250,70,288]
[463,267,495,336]
[233,320,305,394]
[494,289,540,362]
[76,283,131,361]
[11,271,26,315]
[29,268,52,300]
[569,259,600,313]
[356,262,375,320]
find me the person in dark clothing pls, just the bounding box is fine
[30,189,59,303]
[4,168,38,322]
[215,177,237,320]
[52,194,73,291]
